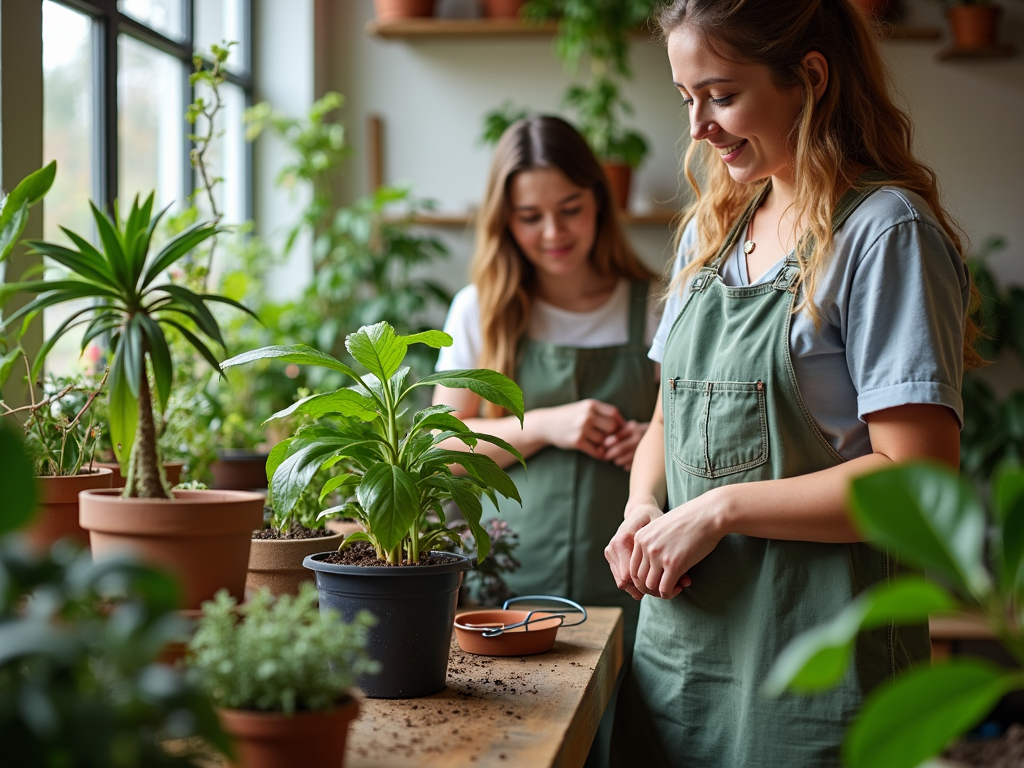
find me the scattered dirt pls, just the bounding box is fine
[251,521,334,540]
[945,724,1024,767]
[319,541,462,567]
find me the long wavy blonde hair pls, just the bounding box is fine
[472,116,656,416]
[657,0,982,369]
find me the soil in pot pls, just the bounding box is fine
[305,544,472,698]
[247,523,344,597]
[79,488,265,609]
[28,468,114,551]
[373,0,435,22]
[218,697,359,768]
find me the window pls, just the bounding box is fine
[42,0,252,375]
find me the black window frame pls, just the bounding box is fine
[47,0,254,218]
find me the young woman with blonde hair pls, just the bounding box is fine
[603,1,978,765]
[433,115,660,647]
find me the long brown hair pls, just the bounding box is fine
[657,0,981,368]
[472,115,656,415]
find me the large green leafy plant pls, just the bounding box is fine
[0,422,231,767]
[187,583,377,714]
[0,193,254,498]
[222,322,526,565]
[765,461,1024,768]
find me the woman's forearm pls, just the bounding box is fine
[625,405,668,517]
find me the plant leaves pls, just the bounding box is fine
[221,344,365,384]
[0,160,56,263]
[0,423,38,534]
[411,369,525,424]
[356,463,420,554]
[993,464,1024,593]
[425,449,522,505]
[319,473,361,503]
[345,322,406,383]
[107,343,138,469]
[849,463,990,602]
[843,659,1015,768]
[265,389,378,424]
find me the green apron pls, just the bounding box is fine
[482,280,657,648]
[612,179,931,767]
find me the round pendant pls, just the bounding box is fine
[743,240,756,255]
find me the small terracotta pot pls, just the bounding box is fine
[373,0,435,21]
[483,0,526,18]
[217,699,360,768]
[94,460,184,489]
[850,0,893,19]
[28,469,114,551]
[247,531,345,597]
[947,4,1001,49]
[455,609,564,656]
[79,489,265,609]
[211,451,270,491]
[602,161,632,211]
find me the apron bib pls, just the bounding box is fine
[613,177,931,768]
[482,280,658,648]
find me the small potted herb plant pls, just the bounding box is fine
[0,184,264,609]
[0,162,115,550]
[187,583,377,767]
[222,321,525,698]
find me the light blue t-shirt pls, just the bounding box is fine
[650,186,969,461]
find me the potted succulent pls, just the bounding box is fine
[187,583,376,768]
[766,461,1024,768]
[0,422,231,767]
[0,190,265,609]
[222,321,526,698]
[0,162,115,550]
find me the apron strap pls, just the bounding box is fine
[772,170,891,292]
[691,184,771,294]
[627,280,649,345]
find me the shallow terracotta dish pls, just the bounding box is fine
[454,596,586,656]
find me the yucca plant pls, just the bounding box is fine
[0,192,254,498]
[222,322,526,565]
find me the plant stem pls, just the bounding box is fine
[125,360,171,499]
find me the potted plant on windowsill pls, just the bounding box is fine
[0,190,264,609]
[0,161,116,551]
[927,0,1019,51]
[187,583,377,768]
[222,321,525,698]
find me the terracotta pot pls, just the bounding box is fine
[211,450,270,491]
[373,0,435,21]
[217,698,359,768]
[454,609,564,656]
[246,531,345,597]
[850,0,894,19]
[27,469,114,551]
[948,4,1001,49]
[79,489,265,609]
[94,460,184,489]
[483,0,526,18]
[602,161,632,211]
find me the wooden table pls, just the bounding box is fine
[347,606,623,768]
[176,606,623,768]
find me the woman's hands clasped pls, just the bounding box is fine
[538,399,648,470]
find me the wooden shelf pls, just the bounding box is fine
[938,43,1016,61]
[405,209,677,228]
[883,24,942,41]
[366,18,558,39]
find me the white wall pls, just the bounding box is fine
[316,0,1024,350]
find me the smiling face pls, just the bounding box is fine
[668,25,806,187]
[506,167,599,281]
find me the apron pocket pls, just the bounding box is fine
[667,379,768,479]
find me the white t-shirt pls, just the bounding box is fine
[436,278,662,371]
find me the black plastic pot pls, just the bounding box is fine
[210,450,270,491]
[303,551,472,698]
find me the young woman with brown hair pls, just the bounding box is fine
[603,1,978,765]
[433,115,660,645]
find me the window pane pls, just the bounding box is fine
[42,1,97,377]
[118,35,185,212]
[195,0,248,74]
[118,0,184,42]
[192,80,247,225]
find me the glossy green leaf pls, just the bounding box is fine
[139,218,218,289]
[356,463,420,554]
[345,322,406,383]
[427,449,522,505]
[765,577,957,695]
[849,463,990,601]
[265,389,378,424]
[844,660,1016,768]
[436,476,489,562]
[994,464,1024,592]
[108,341,138,468]
[137,314,173,414]
[0,345,22,390]
[90,202,130,290]
[319,473,361,503]
[221,344,364,383]
[401,330,452,348]
[340,530,374,549]
[0,423,38,534]
[265,438,294,482]
[28,240,114,286]
[412,369,525,424]
[0,161,56,263]
[155,284,226,348]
